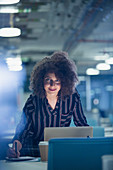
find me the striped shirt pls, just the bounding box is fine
[13,89,88,156]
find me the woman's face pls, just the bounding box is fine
[44,73,61,97]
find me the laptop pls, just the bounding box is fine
[44,126,93,141]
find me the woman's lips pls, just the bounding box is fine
[49,88,56,91]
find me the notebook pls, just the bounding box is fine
[44,126,93,141]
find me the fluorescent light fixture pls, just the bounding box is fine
[94,54,109,60]
[0,0,20,5]
[86,68,100,75]
[0,28,21,37]
[8,65,22,71]
[6,57,22,66]
[0,7,19,13]
[6,57,23,71]
[105,85,113,91]
[105,57,113,64]
[96,63,111,70]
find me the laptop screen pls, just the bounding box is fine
[44,126,93,141]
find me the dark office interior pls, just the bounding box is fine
[0,0,113,169]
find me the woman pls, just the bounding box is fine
[7,51,89,158]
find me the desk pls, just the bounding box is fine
[0,160,47,170]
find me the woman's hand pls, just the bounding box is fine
[7,140,22,158]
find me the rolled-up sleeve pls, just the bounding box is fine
[73,90,89,126]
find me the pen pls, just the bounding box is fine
[15,141,18,157]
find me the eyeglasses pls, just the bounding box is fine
[44,78,61,86]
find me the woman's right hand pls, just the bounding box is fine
[7,140,22,158]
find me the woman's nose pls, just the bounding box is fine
[50,80,55,86]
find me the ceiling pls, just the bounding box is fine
[0,0,113,76]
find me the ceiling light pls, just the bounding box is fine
[86,68,100,75]
[0,0,20,5]
[6,57,22,71]
[105,57,113,64]
[6,57,22,66]
[94,54,109,60]
[105,85,113,91]
[96,63,111,70]
[0,7,19,13]
[0,28,21,37]
[8,65,22,71]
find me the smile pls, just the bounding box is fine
[49,88,56,91]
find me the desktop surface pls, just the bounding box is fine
[0,159,47,170]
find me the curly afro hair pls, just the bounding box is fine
[29,51,78,98]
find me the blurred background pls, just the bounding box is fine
[0,0,113,140]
